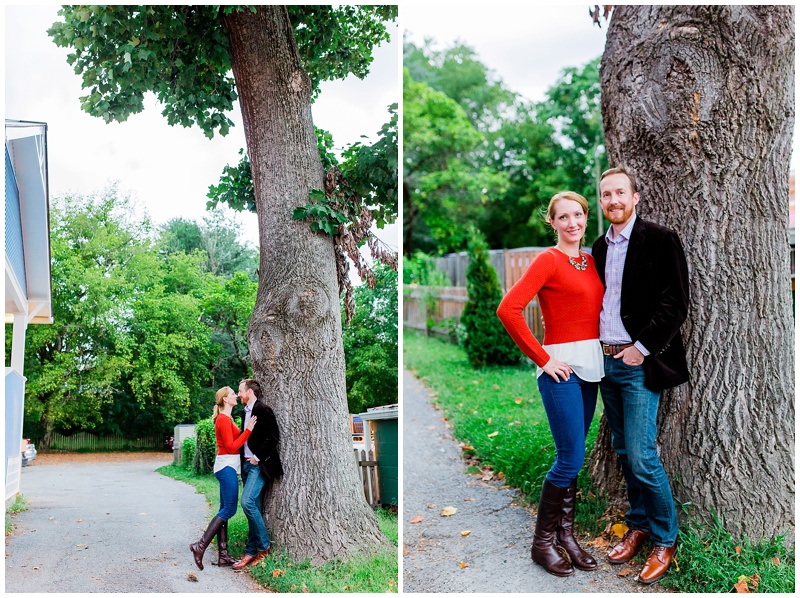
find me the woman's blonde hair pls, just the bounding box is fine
[543,191,590,247]
[545,191,589,222]
[212,386,232,423]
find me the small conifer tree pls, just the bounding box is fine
[461,227,520,368]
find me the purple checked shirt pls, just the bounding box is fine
[599,214,650,356]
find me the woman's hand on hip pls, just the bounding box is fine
[542,358,572,382]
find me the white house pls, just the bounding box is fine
[5,119,52,507]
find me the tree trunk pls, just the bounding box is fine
[222,6,388,563]
[591,5,795,542]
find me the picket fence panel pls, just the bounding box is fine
[48,432,162,451]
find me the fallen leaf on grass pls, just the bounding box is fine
[610,523,628,538]
[734,577,749,593]
[584,536,608,549]
[461,531,471,537]
[272,569,283,578]
[497,472,505,480]
[772,557,781,565]
[459,562,468,569]
[618,568,633,577]
[487,431,498,438]
[735,545,742,554]
[302,583,310,593]
[514,397,523,404]
[440,507,457,517]
[410,516,424,524]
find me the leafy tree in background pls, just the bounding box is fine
[403,67,507,255]
[404,38,606,253]
[49,4,396,561]
[404,39,517,131]
[160,211,258,279]
[126,249,216,428]
[201,271,258,387]
[460,228,520,369]
[342,265,398,414]
[19,190,144,445]
[536,57,606,239]
[159,218,204,257]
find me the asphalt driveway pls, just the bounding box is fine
[4,452,265,593]
[402,368,667,593]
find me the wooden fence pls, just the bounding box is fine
[404,247,548,342]
[353,448,379,507]
[48,432,163,451]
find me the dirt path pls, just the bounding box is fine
[4,452,266,593]
[402,369,669,593]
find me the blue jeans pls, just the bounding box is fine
[537,372,598,488]
[600,356,678,546]
[241,461,270,555]
[214,466,239,521]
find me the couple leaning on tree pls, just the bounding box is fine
[497,166,690,585]
[190,378,284,571]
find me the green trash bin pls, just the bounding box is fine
[374,418,398,506]
[359,405,399,507]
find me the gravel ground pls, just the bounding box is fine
[402,368,670,594]
[4,452,266,593]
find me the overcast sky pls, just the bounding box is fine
[404,4,797,181]
[5,5,399,249]
[404,5,609,104]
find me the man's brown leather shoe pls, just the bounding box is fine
[607,529,650,564]
[637,542,677,584]
[233,546,272,570]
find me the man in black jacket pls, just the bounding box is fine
[592,166,689,585]
[232,378,283,570]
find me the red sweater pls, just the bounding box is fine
[215,413,252,455]
[497,248,604,367]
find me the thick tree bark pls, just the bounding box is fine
[222,6,388,563]
[590,5,795,542]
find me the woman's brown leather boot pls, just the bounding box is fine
[556,479,597,570]
[531,479,574,576]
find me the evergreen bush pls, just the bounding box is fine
[181,436,196,469]
[192,417,216,475]
[460,227,520,368]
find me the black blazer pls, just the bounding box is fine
[241,400,284,480]
[592,216,690,391]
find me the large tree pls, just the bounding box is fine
[589,5,794,542]
[49,5,396,561]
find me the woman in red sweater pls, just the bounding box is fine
[497,191,604,578]
[190,386,257,570]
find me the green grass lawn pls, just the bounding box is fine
[157,465,398,593]
[404,330,794,593]
[403,329,600,502]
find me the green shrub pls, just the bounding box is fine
[192,418,216,475]
[460,227,520,368]
[181,436,196,469]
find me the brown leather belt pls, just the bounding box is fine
[600,342,634,356]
